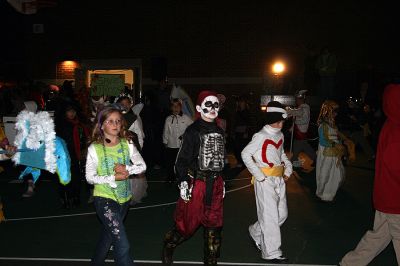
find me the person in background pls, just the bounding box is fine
[0,138,18,222]
[162,98,193,183]
[116,94,144,150]
[315,46,338,100]
[303,44,319,96]
[315,100,353,202]
[21,101,38,198]
[286,90,316,167]
[55,102,90,208]
[233,95,251,168]
[148,77,171,170]
[344,97,375,162]
[116,93,148,206]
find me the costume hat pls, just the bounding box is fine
[295,89,308,98]
[265,101,287,124]
[196,90,218,107]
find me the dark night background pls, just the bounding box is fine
[1,3,400,265]
[0,1,398,94]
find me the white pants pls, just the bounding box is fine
[249,176,287,259]
[316,145,345,201]
[340,211,400,266]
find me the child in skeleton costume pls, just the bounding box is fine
[286,90,316,166]
[316,100,350,202]
[241,101,292,263]
[162,90,225,266]
[86,106,146,266]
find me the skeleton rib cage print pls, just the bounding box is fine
[199,132,225,171]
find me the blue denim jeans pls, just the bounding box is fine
[92,197,134,266]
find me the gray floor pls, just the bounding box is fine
[0,153,397,266]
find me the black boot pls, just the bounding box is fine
[204,227,222,266]
[162,228,185,265]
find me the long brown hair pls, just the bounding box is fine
[90,106,133,144]
[317,100,339,127]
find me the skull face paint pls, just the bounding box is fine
[196,95,219,121]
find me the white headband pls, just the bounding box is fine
[267,107,288,118]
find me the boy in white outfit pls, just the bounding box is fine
[241,101,293,263]
[163,98,193,183]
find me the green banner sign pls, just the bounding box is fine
[90,74,125,96]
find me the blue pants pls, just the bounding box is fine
[92,197,134,266]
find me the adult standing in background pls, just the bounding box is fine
[286,90,316,165]
[142,77,171,170]
[315,46,338,100]
[303,44,319,95]
[232,95,251,168]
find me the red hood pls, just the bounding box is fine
[383,84,400,125]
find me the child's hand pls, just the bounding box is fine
[283,175,290,181]
[114,164,126,173]
[114,164,129,180]
[5,145,17,157]
[115,172,129,180]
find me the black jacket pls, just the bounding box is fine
[175,119,225,182]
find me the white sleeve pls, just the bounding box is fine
[241,133,266,182]
[183,115,193,133]
[287,107,305,118]
[85,145,117,188]
[280,142,293,177]
[136,115,145,139]
[162,117,169,145]
[129,120,144,148]
[126,142,147,175]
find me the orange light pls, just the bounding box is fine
[260,106,267,112]
[61,60,77,68]
[272,62,285,75]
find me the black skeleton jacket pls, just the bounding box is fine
[175,118,226,183]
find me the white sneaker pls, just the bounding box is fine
[248,226,261,251]
[262,255,288,263]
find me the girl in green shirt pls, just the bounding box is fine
[86,106,146,266]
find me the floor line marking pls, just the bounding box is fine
[146,177,250,183]
[6,177,251,184]
[3,184,251,222]
[0,257,336,266]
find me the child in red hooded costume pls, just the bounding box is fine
[340,84,400,265]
